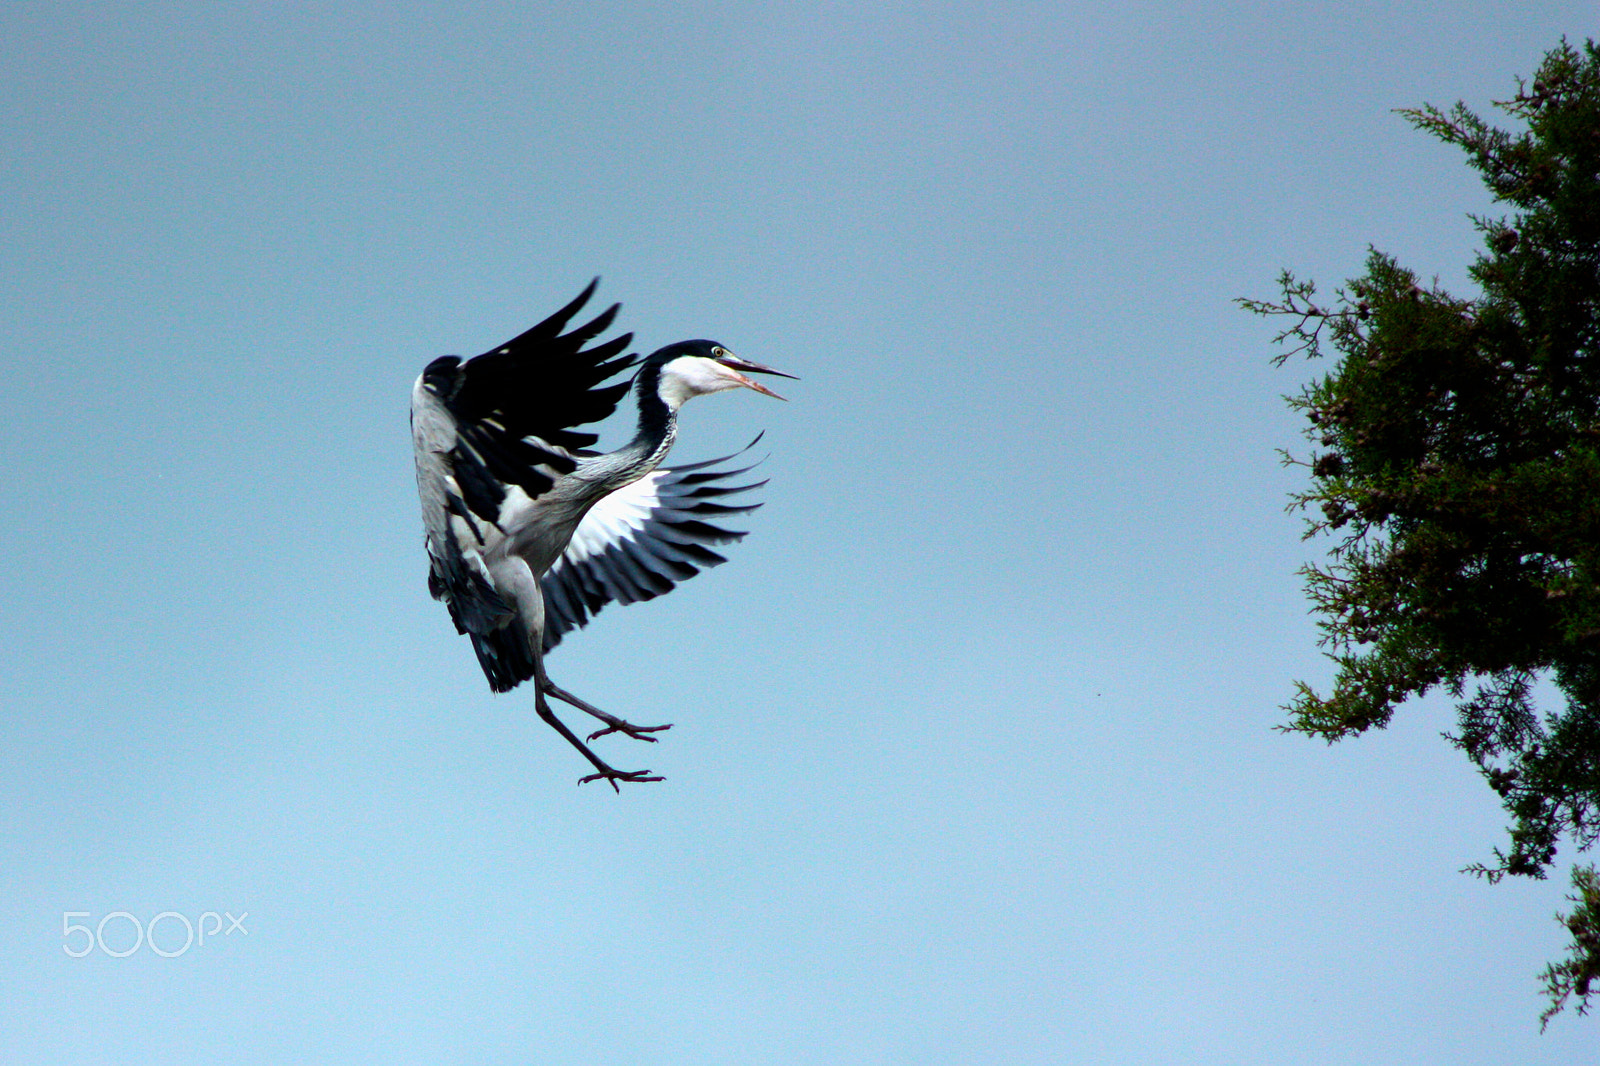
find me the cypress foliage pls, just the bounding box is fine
[1242,40,1600,1025]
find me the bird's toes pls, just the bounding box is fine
[586,721,673,743]
[578,769,665,789]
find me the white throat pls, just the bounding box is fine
[656,355,741,411]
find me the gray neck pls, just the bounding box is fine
[579,387,679,492]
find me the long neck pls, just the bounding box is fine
[582,364,680,492]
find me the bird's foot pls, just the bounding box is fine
[544,682,673,744]
[586,716,673,743]
[578,767,665,792]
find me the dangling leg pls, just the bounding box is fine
[542,681,673,743]
[531,654,662,790]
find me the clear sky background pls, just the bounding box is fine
[3,3,1597,1063]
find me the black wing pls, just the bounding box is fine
[415,279,639,528]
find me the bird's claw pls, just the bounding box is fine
[586,719,673,743]
[578,768,665,792]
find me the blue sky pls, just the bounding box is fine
[3,3,1596,1063]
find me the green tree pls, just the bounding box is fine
[1242,39,1600,1026]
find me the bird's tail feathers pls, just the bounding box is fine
[470,621,537,693]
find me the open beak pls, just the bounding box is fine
[716,352,799,401]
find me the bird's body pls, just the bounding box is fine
[410,282,793,787]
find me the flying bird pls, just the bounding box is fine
[410,281,794,788]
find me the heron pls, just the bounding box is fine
[410,281,795,789]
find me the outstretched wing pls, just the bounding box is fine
[411,280,638,650]
[539,442,767,652]
[414,279,638,527]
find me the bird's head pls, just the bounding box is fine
[647,340,798,410]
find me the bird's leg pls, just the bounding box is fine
[531,658,661,790]
[534,691,663,790]
[543,681,673,743]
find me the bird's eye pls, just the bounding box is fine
[711,346,727,358]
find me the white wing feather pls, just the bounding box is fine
[539,447,766,651]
